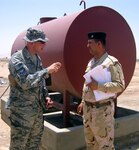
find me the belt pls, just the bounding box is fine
[85,100,112,108]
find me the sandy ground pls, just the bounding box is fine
[0,59,139,150]
[117,62,139,111]
[0,59,10,150]
[0,113,10,150]
[0,59,9,78]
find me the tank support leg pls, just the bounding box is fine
[63,90,70,127]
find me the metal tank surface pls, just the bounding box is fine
[11,6,136,97]
[11,6,136,126]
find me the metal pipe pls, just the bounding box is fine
[79,0,86,9]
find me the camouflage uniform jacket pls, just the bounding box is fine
[8,47,49,111]
[82,52,125,103]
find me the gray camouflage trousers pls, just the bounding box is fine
[9,103,44,150]
[83,100,115,150]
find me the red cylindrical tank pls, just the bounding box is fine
[11,6,136,98]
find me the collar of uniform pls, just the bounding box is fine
[23,47,38,63]
[22,47,31,59]
[92,52,108,68]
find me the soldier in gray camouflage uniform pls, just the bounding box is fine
[8,28,61,150]
[77,32,125,150]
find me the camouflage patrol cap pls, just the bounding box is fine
[23,27,48,43]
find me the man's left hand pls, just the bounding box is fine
[86,76,98,90]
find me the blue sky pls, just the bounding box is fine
[0,0,139,58]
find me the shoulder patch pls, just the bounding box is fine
[19,68,27,76]
[15,63,28,76]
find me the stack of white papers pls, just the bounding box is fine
[83,65,116,101]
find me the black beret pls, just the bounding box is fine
[88,32,106,40]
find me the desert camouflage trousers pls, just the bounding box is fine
[83,100,115,150]
[9,104,44,150]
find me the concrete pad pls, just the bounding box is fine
[40,111,86,150]
[1,99,139,150]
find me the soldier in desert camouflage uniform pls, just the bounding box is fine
[7,28,61,150]
[77,32,125,150]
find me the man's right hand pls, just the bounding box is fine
[47,62,61,74]
[77,102,83,115]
